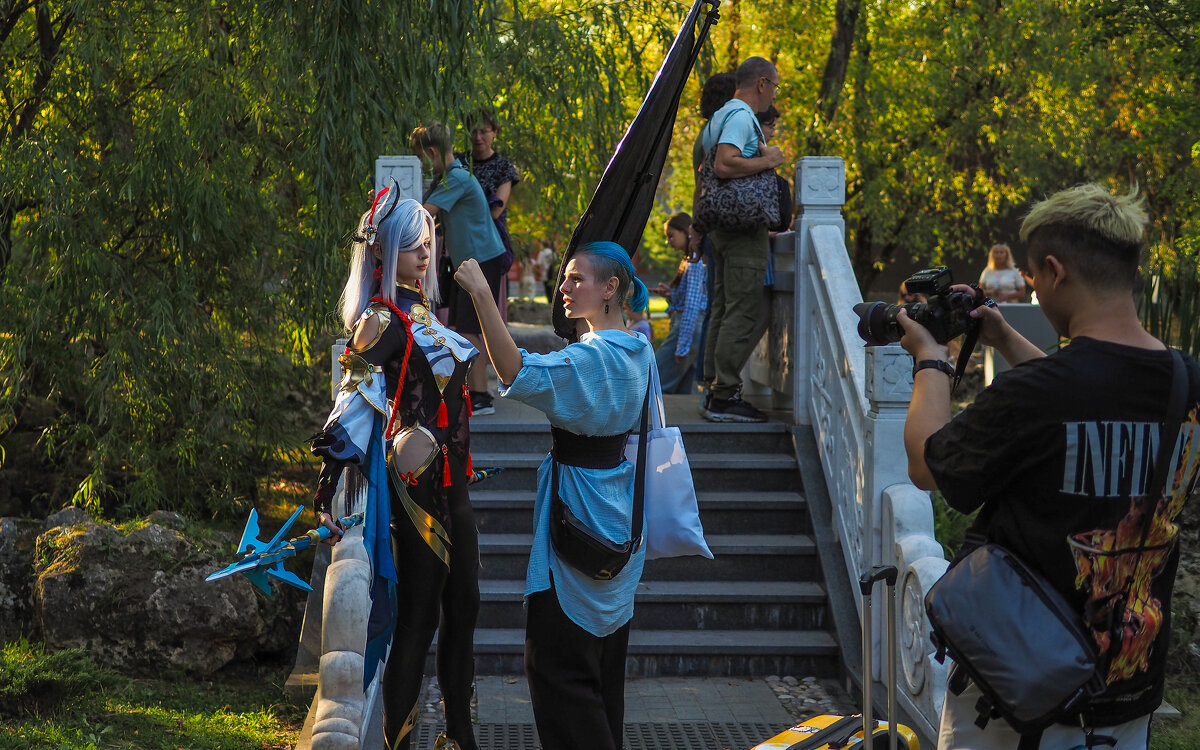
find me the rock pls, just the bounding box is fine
[507,322,567,355]
[33,516,303,675]
[506,300,552,326]
[0,517,41,642]
[146,510,186,530]
[45,506,90,529]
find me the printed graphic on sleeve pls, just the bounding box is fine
[1064,410,1200,683]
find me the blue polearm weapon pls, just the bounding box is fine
[205,506,363,595]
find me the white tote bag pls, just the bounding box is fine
[624,363,713,560]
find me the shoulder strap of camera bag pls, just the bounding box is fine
[1136,349,1186,547]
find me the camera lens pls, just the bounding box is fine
[853,301,903,345]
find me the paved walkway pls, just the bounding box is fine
[413,672,855,750]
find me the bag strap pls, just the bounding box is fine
[647,359,667,430]
[703,106,765,164]
[1136,348,1187,544]
[631,370,651,543]
[1095,348,1187,682]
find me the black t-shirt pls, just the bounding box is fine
[926,337,1200,724]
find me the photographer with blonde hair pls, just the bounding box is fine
[901,183,1200,749]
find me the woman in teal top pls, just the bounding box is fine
[454,241,654,750]
[411,121,507,415]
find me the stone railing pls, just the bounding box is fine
[777,157,949,739]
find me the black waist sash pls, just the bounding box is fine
[550,427,631,469]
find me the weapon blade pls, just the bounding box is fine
[236,508,265,555]
[266,565,314,593]
[263,505,306,551]
[204,556,265,582]
[243,566,274,596]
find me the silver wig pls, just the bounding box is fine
[338,197,438,331]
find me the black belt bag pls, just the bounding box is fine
[548,385,649,581]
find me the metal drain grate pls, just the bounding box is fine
[413,721,781,749]
[624,722,780,750]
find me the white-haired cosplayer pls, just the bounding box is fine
[311,183,482,750]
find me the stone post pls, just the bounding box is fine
[862,344,915,682]
[793,157,846,425]
[373,155,423,198]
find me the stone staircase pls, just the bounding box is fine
[466,408,839,678]
[286,399,843,724]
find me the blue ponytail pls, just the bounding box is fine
[576,241,649,314]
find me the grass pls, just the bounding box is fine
[0,641,304,749]
[0,468,319,749]
[1154,686,1200,749]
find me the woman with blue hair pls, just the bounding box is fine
[312,191,482,750]
[455,241,655,750]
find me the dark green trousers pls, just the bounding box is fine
[702,225,769,400]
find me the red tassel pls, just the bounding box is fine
[442,447,452,488]
[465,451,474,477]
[437,397,448,428]
[463,385,472,417]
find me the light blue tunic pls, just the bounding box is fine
[499,328,654,637]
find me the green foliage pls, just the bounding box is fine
[1151,688,1200,749]
[929,490,980,560]
[0,641,125,720]
[0,1,656,520]
[662,0,1200,297]
[1142,238,1200,357]
[3,0,1198,519]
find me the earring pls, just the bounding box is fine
[373,262,383,280]
[605,302,609,315]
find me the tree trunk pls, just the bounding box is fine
[724,0,740,66]
[0,207,11,277]
[808,0,862,154]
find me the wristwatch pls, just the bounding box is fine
[913,359,954,378]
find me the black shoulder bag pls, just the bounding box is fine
[549,383,649,581]
[925,349,1187,745]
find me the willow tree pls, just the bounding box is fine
[0,0,660,518]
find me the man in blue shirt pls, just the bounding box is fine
[697,57,785,423]
[411,121,507,415]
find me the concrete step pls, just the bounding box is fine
[288,625,842,688]
[472,490,809,535]
[468,628,841,677]
[469,421,794,455]
[472,452,800,492]
[478,533,819,581]
[477,579,828,630]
